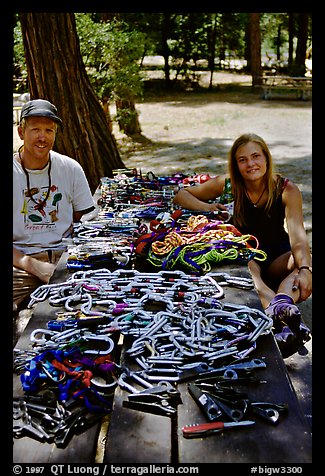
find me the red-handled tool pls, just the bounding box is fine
[182,420,255,438]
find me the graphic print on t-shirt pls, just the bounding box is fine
[21,184,62,233]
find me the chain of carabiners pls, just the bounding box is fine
[26,268,272,367]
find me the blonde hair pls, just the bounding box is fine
[228,133,282,228]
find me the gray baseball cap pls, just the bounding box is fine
[20,99,62,125]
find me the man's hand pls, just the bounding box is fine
[13,247,55,283]
[28,259,56,283]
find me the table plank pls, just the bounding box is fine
[13,425,100,464]
[177,335,312,463]
[13,256,312,464]
[103,335,173,463]
[104,386,173,463]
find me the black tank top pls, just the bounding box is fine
[233,179,290,260]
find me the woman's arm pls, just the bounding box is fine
[173,175,228,212]
[283,181,312,302]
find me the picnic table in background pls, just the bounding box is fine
[257,76,312,100]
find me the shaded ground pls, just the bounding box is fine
[13,72,312,427]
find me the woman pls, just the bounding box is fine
[173,133,312,357]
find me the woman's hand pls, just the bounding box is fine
[206,202,229,220]
[292,269,312,303]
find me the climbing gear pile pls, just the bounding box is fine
[13,330,117,447]
[13,169,298,448]
[64,170,267,274]
[14,267,273,441]
[135,213,267,274]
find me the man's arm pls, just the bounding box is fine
[13,246,55,283]
[73,206,96,223]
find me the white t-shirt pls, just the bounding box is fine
[13,150,96,254]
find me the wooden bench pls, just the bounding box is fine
[257,76,312,100]
[13,253,312,465]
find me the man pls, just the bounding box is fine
[13,99,96,341]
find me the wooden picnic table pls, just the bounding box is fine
[13,253,312,464]
[257,75,312,100]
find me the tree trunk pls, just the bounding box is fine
[244,14,251,71]
[249,13,262,86]
[208,14,218,90]
[19,13,124,193]
[294,13,309,76]
[102,97,113,133]
[276,24,281,61]
[288,13,294,70]
[115,99,142,136]
[161,14,171,87]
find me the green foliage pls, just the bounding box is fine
[13,21,28,91]
[13,12,312,98]
[260,13,289,54]
[131,13,248,79]
[212,13,245,58]
[75,14,144,102]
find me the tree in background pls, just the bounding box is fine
[75,13,144,136]
[19,12,124,193]
[294,13,310,76]
[14,12,312,137]
[259,12,311,75]
[147,13,246,88]
[249,13,262,86]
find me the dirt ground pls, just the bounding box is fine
[12,71,312,426]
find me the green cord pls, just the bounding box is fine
[147,242,265,274]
